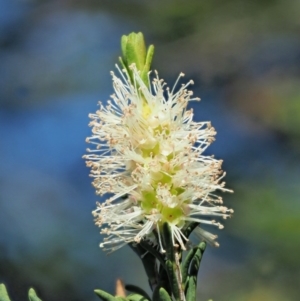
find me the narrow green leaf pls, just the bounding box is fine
[121,35,128,64]
[126,32,146,70]
[158,287,172,301]
[125,285,151,301]
[189,242,206,277]
[144,45,154,73]
[141,44,154,86]
[185,242,206,301]
[181,247,198,287]
[185,276,196,301]
[182,222,199,239]
[94,289,116,301]
[0,284,11,301]
[28,288,42,301]
[162,223,175,262]
[165,260,181,301]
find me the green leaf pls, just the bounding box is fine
[125,32,146,70]
[165,260,181,301]
[185,276,196,301]
[0,284,11,301]
[125,285,151,301]
[127,293,150,301]
[158,288,172,301]
[94,289,116,301]
[141,44,155,86]
[28,288,43,301]
[121,35,128,63]
[185,242,206,301]
[182,222,199,239]
[189,242,206,277]
[162,223,175,262]
[181,247,198,287]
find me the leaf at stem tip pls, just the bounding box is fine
[0,284,11,301]
[94,289,117,301]
[141,44,155,85]
[28,288,43,301]
[120,32,154,87]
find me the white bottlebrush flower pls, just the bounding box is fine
[84,65,233,253]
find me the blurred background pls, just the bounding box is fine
[1,0,300,300]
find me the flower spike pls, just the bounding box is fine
[84,62,233,253]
